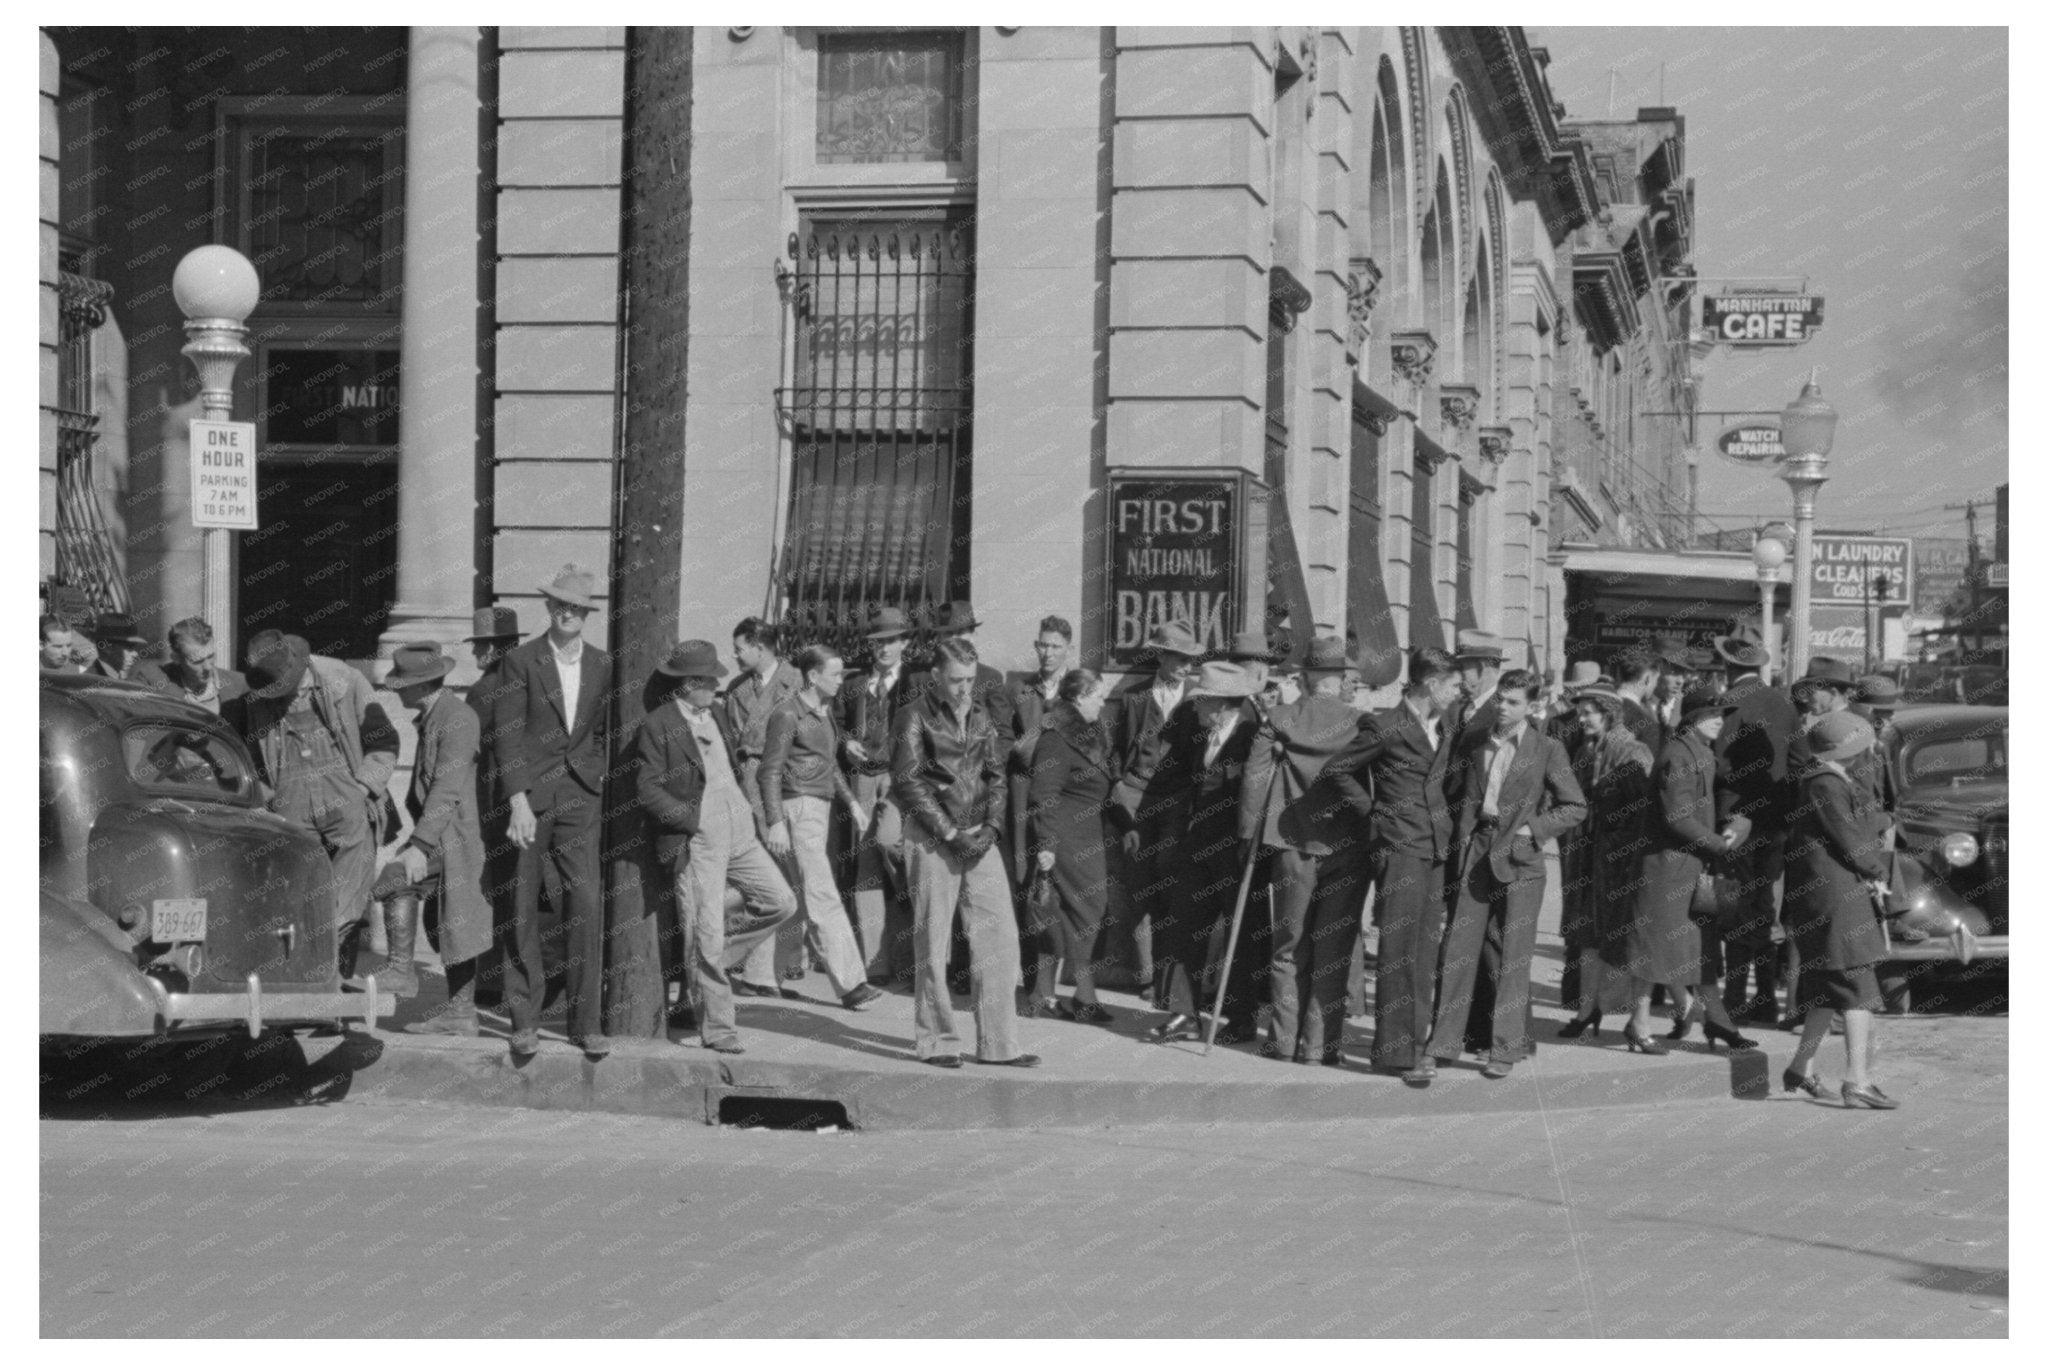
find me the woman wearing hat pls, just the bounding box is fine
[1556,685,1655,1040]
[1780,712,1899,1108]
[1624,689,1757,1054]
[1024,668,1119,1024]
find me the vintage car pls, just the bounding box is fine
[40,671,392,1039]
[1879,704,2008,1004]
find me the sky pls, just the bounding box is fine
[1533,26,2008,546]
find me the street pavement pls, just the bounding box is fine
[41,1014,2005,1338]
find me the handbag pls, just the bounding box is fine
[1688,868,1723,926]
[1023,861,1059,936]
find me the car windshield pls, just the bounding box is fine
[1901,727,2008,790]
[121,724,255,800]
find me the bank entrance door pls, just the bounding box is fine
[243,345,400,661]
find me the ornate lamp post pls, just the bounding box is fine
[172,245,260,666]
[1778,370,1838,680]
[1751,531,1787,684]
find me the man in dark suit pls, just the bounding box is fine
[636,640,799,1055]
[1710,629,1801,1025]
[1323,645,1462,1074]
[86,611,149,681]
[1447,630,1505,740]
[463,606,524,1015]
[1613,648,1667,753]
[1238,636,1371,1064]
[491,564,616,1058]
[1002,614,1073,997]
[1105,618,1203,994]
[838,607,916,981]
[1413,668,1586,1082]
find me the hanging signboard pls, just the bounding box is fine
[1805,534,1912,656]
[1701,294,1824,346]
[189,420,259,530]
[1104,470,1265,668]
[1716,423,1785,463]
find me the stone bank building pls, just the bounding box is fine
[39,26,1704,688]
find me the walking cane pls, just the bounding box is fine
[1203,724,1284,1056]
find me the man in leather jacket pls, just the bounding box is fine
[891,636,1039,1069]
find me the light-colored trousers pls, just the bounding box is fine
[772,795,868,998]
[905,824,1022,1061]
[675,804,798,1047]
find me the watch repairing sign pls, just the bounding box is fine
[189,420,259,530]
[1105,471,1257,668]
[1716,422,1785,463]
[1702,294,1824,347]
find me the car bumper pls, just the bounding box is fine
[1885,927,2009,965]
[146,973,397,1038]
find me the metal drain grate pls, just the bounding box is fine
[715,1095,854,1131]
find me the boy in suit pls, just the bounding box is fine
[1413,668,1586,1082]
[491,565,615,1058]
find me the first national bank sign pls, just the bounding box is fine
[1104,470,1263,668]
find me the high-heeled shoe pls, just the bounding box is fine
[1781,1066,1824,1098]
[1666,999,1701,1042]
[1622,1022,1668,1055]
[1840,1081,1900,1110]
[1702,1020,1757,1051]
[1557,1010,1603,1040]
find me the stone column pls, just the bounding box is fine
[380,26,484,671]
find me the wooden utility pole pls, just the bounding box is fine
[1944,498,1992,661]
[603,26,693,1038]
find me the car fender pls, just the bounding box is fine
[40,889,163,1037]
[1888,852,1993,940]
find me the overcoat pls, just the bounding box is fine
[404,689,492,965]
[1026,702,1117,938]
[1558,727,1654,968]
[1629,728,1724,986]
[1782,763,1890,972]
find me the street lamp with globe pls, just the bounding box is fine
[172,245,261,666]
[1751,531,1788,684]
[1779,370,1839,680]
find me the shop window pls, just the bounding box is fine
[774,213,974,653]
[816,31,966,165]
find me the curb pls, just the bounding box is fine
[326,1030,1771,1129]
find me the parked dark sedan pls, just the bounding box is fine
[1878,705,2007,1006]
[40,671,392,1039]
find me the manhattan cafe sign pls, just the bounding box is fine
[1702,293,1824,347]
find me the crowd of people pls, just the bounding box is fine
[40,569,1905,1104]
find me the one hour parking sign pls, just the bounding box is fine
[189,420,259,530]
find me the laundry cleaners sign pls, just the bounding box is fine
[189,420,259,530]
[1105,471,1256,667]
[1806,534,1912,654]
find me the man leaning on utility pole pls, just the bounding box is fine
[891,635,1039,1070]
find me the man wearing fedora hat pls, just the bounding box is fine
[461,605,525,1014]
[372,644,491,1026]
[1239,636,1373,1064]
[1323,645,1462,1074]
[241,628,402,985]
[87,611,151,682]
[490,564,616,1057]
[1710,626,1801,1026]
[1105,617,1205,994]
[1143,658,1267,1043]
[638,639,800,1055]
[1447,630,1506,740]
[839,606,917,981]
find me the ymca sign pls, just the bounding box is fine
[1702,294,1824,347]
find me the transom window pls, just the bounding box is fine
[816,31,966,165]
